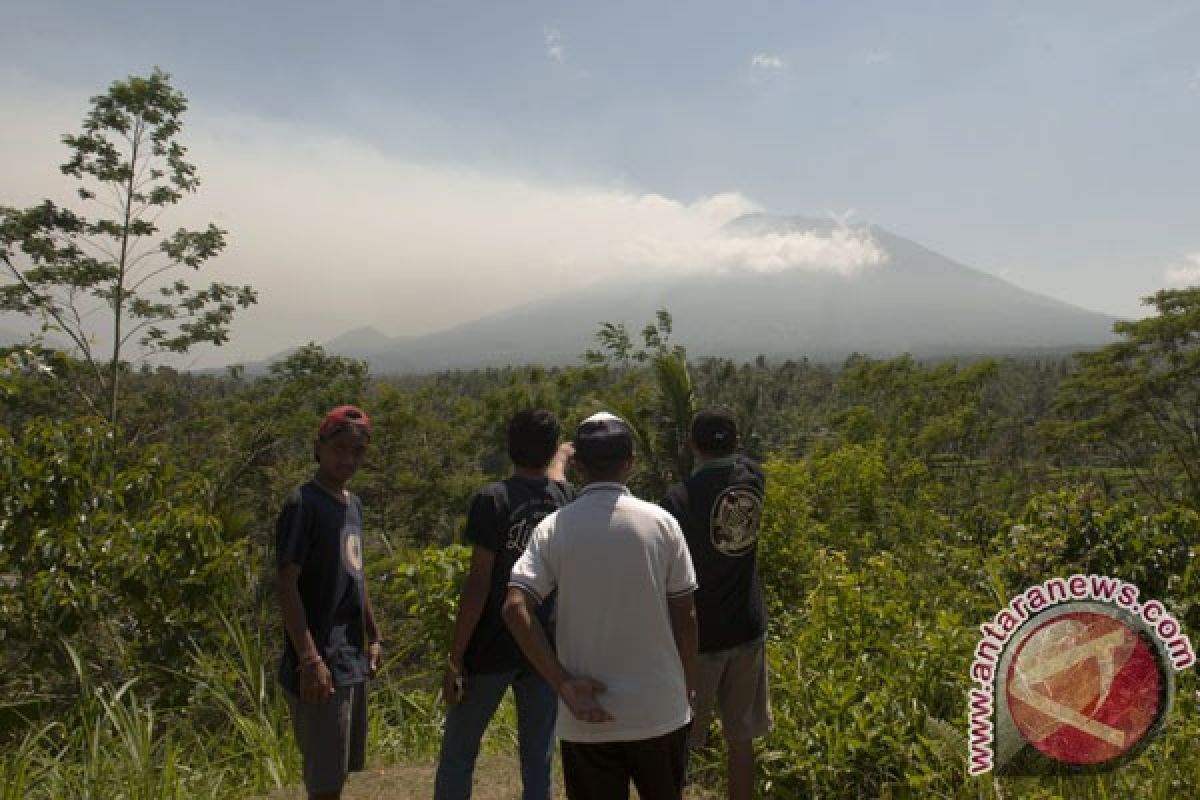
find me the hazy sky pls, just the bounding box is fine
[2,1,1198,366]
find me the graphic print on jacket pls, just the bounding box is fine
[464,475,575,673]
[710,484,763,556]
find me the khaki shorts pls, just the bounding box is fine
[688,638,772,747]
[285,682,367,794]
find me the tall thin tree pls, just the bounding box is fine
[0,68,256,428]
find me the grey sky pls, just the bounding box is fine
[2,1,1198,366]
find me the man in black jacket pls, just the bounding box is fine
[661,408,771,800]
[434,410,574,800]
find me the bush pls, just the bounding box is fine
[0,416,244,698]
[998,486,1200,629]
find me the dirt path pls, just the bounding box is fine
[260,755,717,799]
[262,756,526,799]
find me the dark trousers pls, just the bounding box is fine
[560,723,690,800]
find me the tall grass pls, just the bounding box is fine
[2,610,1195,798]
[0,617,462,799]
[187,613,299,793]
[0,640,224,799]
[0,722,58,800]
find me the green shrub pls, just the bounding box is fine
[0,416,244,696]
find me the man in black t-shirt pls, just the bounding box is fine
[277,405,383,800]
[661,408,771,800]
[434,410,574,800]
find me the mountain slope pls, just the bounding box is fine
[271,215,1120,373]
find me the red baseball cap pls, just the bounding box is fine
[318,405,372,438]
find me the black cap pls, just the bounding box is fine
[691,408,737,454]
[574,412,634,466]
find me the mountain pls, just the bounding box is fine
[276,215,1121,373]
[324,326,401,356]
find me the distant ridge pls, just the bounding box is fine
[324,326,403,356]
[259,215,1119,374]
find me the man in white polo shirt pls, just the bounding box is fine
[503,412,699,800]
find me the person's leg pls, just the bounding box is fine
[560,739,630,800]
[286,685,357,800]
[511,666,557,800]
[433,670,514,800]
[715,640,772,800]
[687,653,725,750]
[682,650,729,790]
[347,682,368,774]
[626,725,689,800]
[725,738,755,800]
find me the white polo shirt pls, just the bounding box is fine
[509,482,698,743]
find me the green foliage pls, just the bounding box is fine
[1049,287,1200,509]
[185,614,298,792]
[763,557,974,797]
[754,459,985,797]
[4,299,1200,798]
[755,448,1200,799]
[359,383,484,547]
[0,628,295,799]
[996,486,1200,629]
[585,309,697,496]
[0,416,243,690]
[836,355,998,457]
[0,68,256,426]
[378,545,472,669]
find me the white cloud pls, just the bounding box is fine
[1165,253,1200,286]
[545,27,565,63]
[618,212,885,276]
[863,51,891,66]
[750,53,784,70]
[1,76,883,366]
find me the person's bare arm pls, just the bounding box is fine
[502,586,613,723]
[668,592,699,701]
[546,442,575,482]
[441,546,495,703]
[278,563,334,703]
[362,573,383,676]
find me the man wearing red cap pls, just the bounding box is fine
[276,405,384,800]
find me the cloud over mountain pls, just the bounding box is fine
[260,214,1120,375]
[621,224,886,276]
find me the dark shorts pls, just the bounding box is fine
[285,682,367,795]
[560,723,690,800]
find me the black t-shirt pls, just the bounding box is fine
[276,481,370,692]
[464,475,575,674]
[662,456,766,653]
